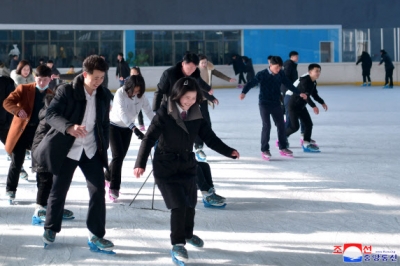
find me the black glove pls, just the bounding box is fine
[133,127,145,140]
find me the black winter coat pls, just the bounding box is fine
[116,59,130,79]
[31,93,54,172]
[280,59,298,95]
[135,99,235,181]
[243,57,255,81]
[380,53,395,70]
[229,54,246,75]
[356,52,372,75]
[152,62,213,111]
[0,76,15,128]
[32,74,111,175]
[289,74,324,111]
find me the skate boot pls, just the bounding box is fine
[202,188,226,208]
[361,83,367,87]
[6,154,11,161]
[43,229,56,247]
[383,84,393,89]
[25,150,31,160]
[209,188,226,202]
[63,209,75,220]
[171,245,188,264]
[139,125,146,131]
[186,235,204,248]
[276,140,290,148]
[105,180,110,188]
[367,82,371,86]
[32,205,47,225]
[88,233,115,254]
[20,168,28,181]
[300,138,317,146]
[279,148,293,157]
[303,143,320,153]
[6,191,15,205]
[109,189,119,202]
[195,148,207,162]
[261,151,271,161]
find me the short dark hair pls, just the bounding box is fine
[35,65,52,77]
[125,74,145,98]
[267,55,273,60]
[170,77,203,105]
[82,55,109,74]
[69,65,74,68]
[269,56,283,66]
[308,63,321,71]
[289,51,299,57]
[16,60,32,75]
[118,52,124,57]
[47,60,54,64]
[182,53,199,66]
[198,54,208,61]
[131,66,142,76]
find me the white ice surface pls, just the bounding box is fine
[0,86,400,266]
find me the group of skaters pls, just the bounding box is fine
[0,50,330,263]
[356,49,395,88]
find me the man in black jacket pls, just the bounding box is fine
[116,52,130,87]
[33,55,114,253]
[379,49,395,88]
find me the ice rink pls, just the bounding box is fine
[0,85,399,265]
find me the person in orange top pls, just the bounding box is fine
[3,65,53,203]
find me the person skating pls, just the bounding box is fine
[127,66,146,131]
[3,65,53,203]
[116,52,130,87]
[285,64,328,153]
[196,161,226,208]
[379,49,395,89]
[33,55,114,253]
[356,51,372,86]
[134,77,239,264]
[105,74,153,202]
[239,56,307,160]
[228,53,246,88]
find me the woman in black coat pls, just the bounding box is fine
[134,77,239,263]
[356,51,372,86]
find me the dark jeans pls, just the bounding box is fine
[196,162,213,192]
[259,104,287,151]
[362,75,371,83]
[44,151,106,238]
[385,68,394,86]
[119,79,125,86]
[36,172,53,207]
[138,110,144,126]
[286,107,313,142]
[105,124,133,190]
[171,207,195,245]
[194,101,211,149]
[6,125,36,192]
[284,95,305,134]
[238,72,246,84]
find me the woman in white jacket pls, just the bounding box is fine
[106,75,154,201]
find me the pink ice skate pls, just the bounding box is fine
[105,180,110,188]
[279,148,294,158]
[261,151,271,161]
[108,189,119,202]
[300,138,318,147]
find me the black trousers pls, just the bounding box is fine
[171,207,195,245]
[105,124,132,190]
[0,126,9,145]
[286,107,313,142]
[196,162,213,192]
[44,151,106,238]
[259,104,287,151]
[138,110,144,126]
[385,68,394,86]
[194,101,211,149]
[6,125,36,192]
[362,74,371,83]
[36,172,53,207]
[238,72,246,84]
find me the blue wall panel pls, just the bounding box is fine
[125,30,135,65]
[244,29,340,64]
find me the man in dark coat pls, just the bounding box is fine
[153,53,217,112]
[356,51,372,86]
[116,52,130,87]
[379,49,395,88]
[228,53,246,88]
[33,55,114,251]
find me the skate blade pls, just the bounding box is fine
[170,250,186,266]
[44,243,49,249]
[88,240,116,255]
[202,199,226,209]
[279,152,294,158]
[62,216,75,220]
[303,149,321,153]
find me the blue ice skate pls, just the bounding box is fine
[43,229,56,248]
[20,168,28,181]
[202,199,226,208]
[383,84,393,89]
[303,143,321,153]
[32,209,46,225]
[88,235,115,255]
[6,191,15,205]
[195,149,207,162]
[171,245,188,266]
[186,235,204,248]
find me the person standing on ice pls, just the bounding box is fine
[134,77,239,264]
[356,51,372,87]
[33,55,114,253]
[285,64,328,153]
[239,56,307,160]
[379,49,395,89]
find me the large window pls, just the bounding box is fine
[0,30,123,68]
[127,30,242,66]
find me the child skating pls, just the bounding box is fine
[285,63,328,152]
[239,56,307,160]
[134,77,239,265]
